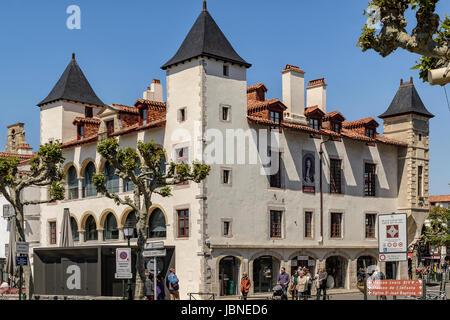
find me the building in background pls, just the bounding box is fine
[0,123,41,283]
[34,3,433,298]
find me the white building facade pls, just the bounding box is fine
[34,4,433,298]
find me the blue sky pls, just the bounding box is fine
[0,0,448,195]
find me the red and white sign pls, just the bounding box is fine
[367,280,423,297]
[378,214,407,258]
[378,253,407,262]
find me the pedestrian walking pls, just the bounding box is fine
[288,270,299,300]
[315,267,328,300]
[240,272,251,300]
[276,267,290,300]
[144,273,155,300]
[304,268,312,300]
[166,268,180,300]
[156,274,165,300]
[296,271,308,300]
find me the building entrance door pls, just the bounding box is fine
[253,256,280,293]
[326,256,347,289]
[219,256,239,296]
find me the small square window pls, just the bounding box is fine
[178,108,186,122]
[223,65,229,76]
[222,169,231,185]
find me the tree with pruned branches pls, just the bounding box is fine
[358,0,450,83]
[93,138,210,300]
[0,141,65,298]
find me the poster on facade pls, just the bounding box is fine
[302,151,315,193]
[378,213,407,255]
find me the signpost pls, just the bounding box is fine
[143,242,166,300]
[366,280,424,297]
[16,242,29,255]
[15,256,28,266]
[378,213,408,262]
[15,242,29,301]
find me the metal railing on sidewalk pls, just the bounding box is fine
[188,292,216,300]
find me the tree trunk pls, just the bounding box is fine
[134,209,148,300]
[14,206,34,299]
[412,246,419,280]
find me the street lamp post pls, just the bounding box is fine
[123,225,134,301]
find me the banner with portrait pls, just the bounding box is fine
[302,151,316,193]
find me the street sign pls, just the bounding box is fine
[379,253,407,262]
[143,249,166,258]
[146,258,164,274]
[115,272,133,279]
[15,256,28,266]
[2,204,13,218]
[144,241,164,250]
[116,248,131,273]
[367,280,423,297]
[15,242,29,255]
[378,213,407,255]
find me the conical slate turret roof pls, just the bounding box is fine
[161,3,251,70]
[38,54,104,107]
[379,79,434,119]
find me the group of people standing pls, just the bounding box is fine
[240,266,329,300]
[144,267,180,301]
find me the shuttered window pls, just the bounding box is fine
[270,211,282,238]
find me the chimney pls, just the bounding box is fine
[143,79,164,102]
[306,78,327,113]
[282,65,305,116]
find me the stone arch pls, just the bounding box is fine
[79,158,97,178]
[322,250,352,261]
[146,205,168,226]
[99,209,119,231]
[249,250,284,262]
[63,162,79,181]
[97,158,108,174]
[69,214,80,230]
[80,211,99,231]
[288,250,319,261]
[120,207,135,228]
[354,250,378,261]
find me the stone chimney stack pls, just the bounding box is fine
[306,78,327,113]
[282,65,305,116]
[5,123,27,154]
[143,79,164,102]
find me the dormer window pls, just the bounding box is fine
[366,128,375,138]
[106,120,114,137]
[77,125,84,140]
[85,107,93,118]
[332,122,341,134]
[140,108,148,126]
[309,118,321,131]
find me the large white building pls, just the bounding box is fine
[33,3,433,298]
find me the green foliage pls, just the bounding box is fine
[413,14,450,82]
[49,181,65,201]
[359,0,448,83]
[0,156,19,186]
[423,206,450,248]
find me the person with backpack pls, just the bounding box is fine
[166,268,180,300]
[240,272,251,300]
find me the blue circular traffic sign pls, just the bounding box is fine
[120,252,128,260]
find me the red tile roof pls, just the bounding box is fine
[247,83,268,93]
[343,117,379,129]
[429,195,450,203]
[282,64,304,73]
[0,152,35,161]
[304,106,325,117]
[323,110,346,122]
[112,104,140,114]
[73,117,101,125]
[134,99,167,108]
